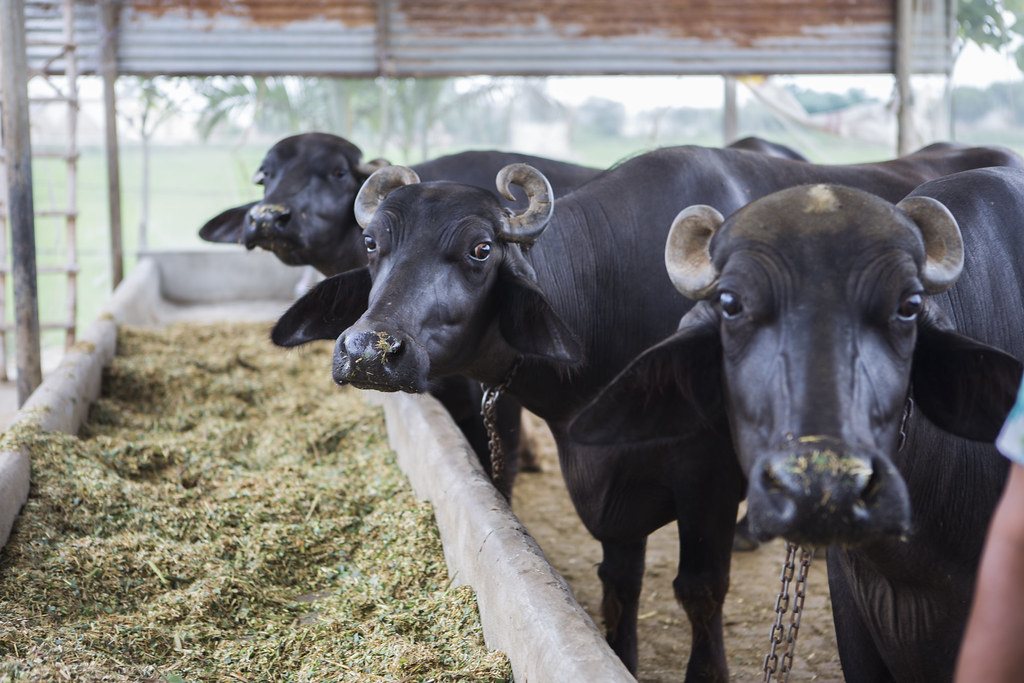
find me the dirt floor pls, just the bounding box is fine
[511,413,845,682]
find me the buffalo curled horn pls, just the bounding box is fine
[495,163,554,246]
[664,204,725,300]
[354,165,421,229]
[894,196,964,294]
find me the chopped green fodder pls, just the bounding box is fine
[0,322,510,682]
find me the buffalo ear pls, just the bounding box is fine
[912,324,1023,442]
[496,271,582,366]
[271,267,372,347]
[199,202,256,243]
[570,313,725,446]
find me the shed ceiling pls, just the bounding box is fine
[24,0,955,78]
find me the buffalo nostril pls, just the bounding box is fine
[861,462,884,503]
[760,461,784,493]
[339,330,405,374]
[370,333,403,362]
[849,461,884,521]
[332,353,352,385]
[758,462,797,523]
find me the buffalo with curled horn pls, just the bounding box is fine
[354,162,555,246]
[569,175,1024,682]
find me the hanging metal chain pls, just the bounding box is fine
[897,395,915,452]
[763,542,815,683]
[480,357,521,500]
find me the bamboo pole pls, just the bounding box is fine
[100,0,124,288]
[0,0,43,405]
[63,0,79,349]
[895,0,916,155]
[723,76,738,145]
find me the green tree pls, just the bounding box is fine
[287,78,381,140]
[186,75,566,162]
[384,78,450,161]
[193,76,299,141]
[952,85,993,123]
[118,77,180,249]
[989,81,1024,122]
[576,97,626,137]
[784,86,876,115]
[957,0,1024,69]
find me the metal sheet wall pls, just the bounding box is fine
[24,0,955,78]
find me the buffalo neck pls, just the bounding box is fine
[491,165,696,427]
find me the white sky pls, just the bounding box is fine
[545,42,1023,112]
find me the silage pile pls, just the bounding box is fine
[0,322,510,682]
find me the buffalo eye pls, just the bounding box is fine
[896,293,923,321]
[364,235,378,253]
[330,168,347,180]
[470,242,492,261]
[719,291,743,319]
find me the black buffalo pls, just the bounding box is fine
[270,145,1024,679]
[572,167,1024,682]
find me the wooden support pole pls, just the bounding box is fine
[723,76,738,145]
[100,0,124,288]
[0,0,43,405]
[895,0,916,155]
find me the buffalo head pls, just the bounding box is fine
[572,184,1021,546]
[271,163,581,393]
[199,132,387,276]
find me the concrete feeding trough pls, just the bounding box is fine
[0,248,633,683]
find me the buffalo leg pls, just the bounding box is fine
[672,487,739,681]
[495,393,525,481]
[598,539,647,673]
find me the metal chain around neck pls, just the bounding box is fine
[480,357,522,500]
[762,542,815,683]
[897,394,915,452]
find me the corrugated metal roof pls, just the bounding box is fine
[23,0,955,78]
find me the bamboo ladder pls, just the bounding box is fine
[0,0,80,381]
